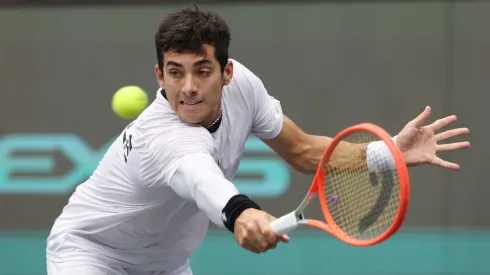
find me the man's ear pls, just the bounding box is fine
[222,60,233,85]
[155,64,165,87]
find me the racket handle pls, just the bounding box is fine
[270,211,299,235]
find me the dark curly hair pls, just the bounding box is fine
[155,5,231,73]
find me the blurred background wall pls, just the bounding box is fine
[1,0,489,274]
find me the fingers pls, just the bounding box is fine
[435,128,470,141]
[436,141,471,152]
[237,224,273,254]
[245,229,278,253]
[258,222,283,250]
[431,127,470,169]
[412,106,432,127]
[241,240,263,254]
[234,210,286,254]
[429,115,458,132]
[261,226,278,245]
[279,234,290,243]
[431,156,460,170]
[250,235,273,253]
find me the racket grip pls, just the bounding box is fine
[270,211,299,236]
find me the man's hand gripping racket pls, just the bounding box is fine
[270,123,410,246]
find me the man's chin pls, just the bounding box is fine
[178,114,205,126]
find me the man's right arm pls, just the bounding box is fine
[137,128,287,253]
[169,153,244,229]
[170,152,289,253]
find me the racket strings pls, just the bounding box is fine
[323,132,400,241]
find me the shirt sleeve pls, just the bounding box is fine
[170,154,239,228]
[233,60,284,139]
[138,127,239,228]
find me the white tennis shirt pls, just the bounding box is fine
[46,59,284,272]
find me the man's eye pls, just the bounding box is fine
[198,70,210,76]
[169,70,181,77]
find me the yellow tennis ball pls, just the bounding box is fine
[112,86,148,119]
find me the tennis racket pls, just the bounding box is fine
[270,123,410,246]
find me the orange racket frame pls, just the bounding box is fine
[269,123,410,246]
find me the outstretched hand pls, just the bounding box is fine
[396,106,470,169]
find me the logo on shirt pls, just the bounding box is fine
[122,131,133,163]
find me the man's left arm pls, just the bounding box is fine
[261,115,368,174]
[240,60,469,174]
[240,61,372,174]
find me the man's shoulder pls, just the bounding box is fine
[223,59,264,104]
[228,58,260,85]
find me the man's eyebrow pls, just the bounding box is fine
[194,59,213,66]
[166,60,213,68]
[166,61,182,67]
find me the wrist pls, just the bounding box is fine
[221,194,261,233]
[366,136,397,172]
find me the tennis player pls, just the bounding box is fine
[46,7,470,275]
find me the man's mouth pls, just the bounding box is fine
[180,100,203,106]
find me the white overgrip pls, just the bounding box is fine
[269,211,300,235]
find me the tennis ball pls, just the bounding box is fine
[112,86,148,119]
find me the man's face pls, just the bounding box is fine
[155,44,233,127]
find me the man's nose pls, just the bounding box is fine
[182,75,198,97]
